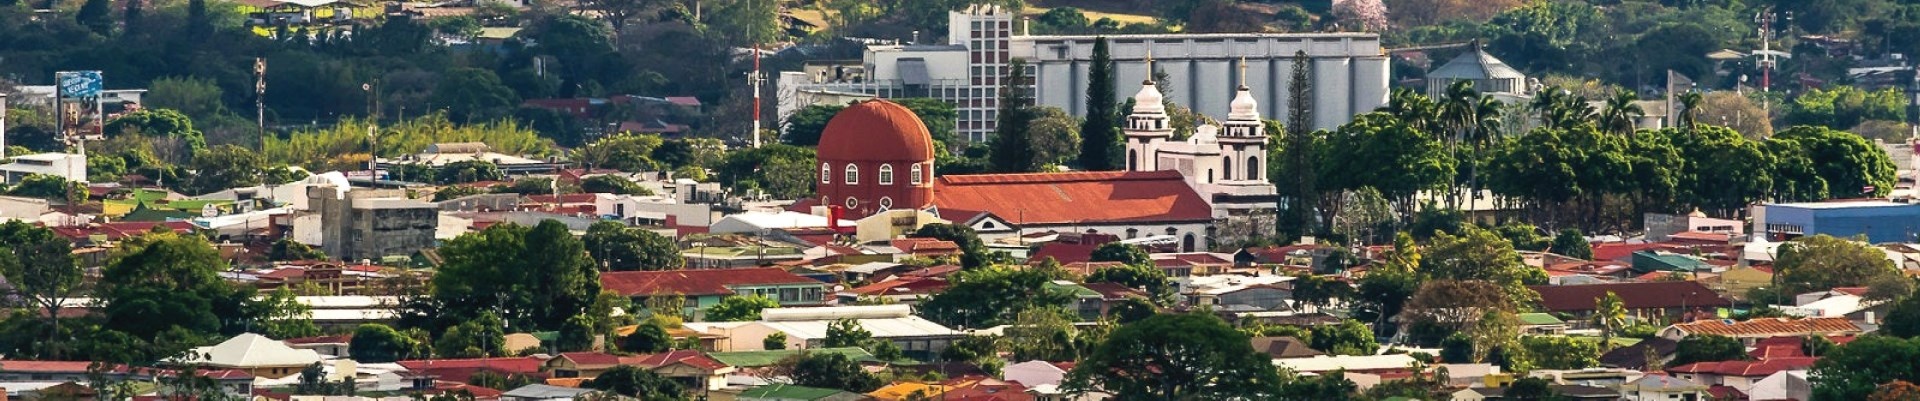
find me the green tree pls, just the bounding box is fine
[704,295,779,322]
[269,238,326,261]
[621,320,671,353]
[585,365,685,401]
[1786,86,1907,130]
[575,133,664,172]
[1309,320,1380,356]
[786,352,883,393]
[911,223,993,269]
[1774,125,1899,199]
[147,77,230,123]
[259,287,321,339]
[9,174,79,201]
[822,318,872,348]
[96,231,260,362]
[1669,334,1747,367]
[1089,242,1151,266]
[715,144,815,199]
[1028,106,1081,168]
[1519,336,1600,370]
[579,174,652,195]
[1549,229,1591,259]
[990,58,1037,173]
[185,145,267,194]
[1812,335,1920,401]
[1423,226,1546,302]
[1886,294,1920,338]
[1086,264,1174,304]
[349,324,421,363]
[1004,307,1077,361]
[1078,36,1119,170]
[424,220,602,332]
[762,332,787,350]
[919,267,1075,328]
[435,312,506,358]
[1504,376,1558,401]
[1775,235,1904,296]
[434,160,505,184]
[582,221,683,271]
[1280,50,1318,239]
[105,109,206,150]
[434,68,521,124]
[0,220,81,359]
[1065,313,1283,399]
[76,0,112,33]
[1593,291,1628,348]
[783,104,845,147]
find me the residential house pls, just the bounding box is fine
[1529,368,1648,391]
[600,267,828,320]
[541,352,621,379]
[1002,360,1071,389]
[1248,337,1323,359]
[706,348,881,369]
[1518,313,1569,335]
[1631,251,1711,274]
[1152,252,1236,277]
[172,333,323,379]
[685,305,961,357]
[837,277,948,305]
[1620,374,1709,401]
[1748,369,1812,401]
[1079,282,1153,317]
[1599,338,1680,371]
[1666,358,1817,395]
[394,357,546,384]
[1531,281,1730,322]
[283,334,352,358]
[1706,265,1773,301]
[625,350,735,391]
[1178,275,1293,311]
[1270,354,1418,375]
[738,384,869,401]
[1045,280,1108,320]
[500,384,597,401]
[1451,384,1619,401]
[1656,317,1865,343]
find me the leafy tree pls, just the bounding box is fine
[185,145,267,194]
[990,58,1037,173]
[783,104,845,147]
[585,365,684,401]
[1786,86,1906,130]
[434,68,520,124]
[1884,294,1920,338]
[822,318,872,348]
[259,287,321,339]
[762,332,787,350]
[715,144,815,199]
[1775,235,1904,296]
[1028,106,1081,168]
[1403,280,1516,335]
[1669,334,1747,367]
[105,109,206,151]
[1490,222,1550,251]
[555,315,597,352]
[579,174,651,195]
[1279,50,1319,239]
[270,238,326,261]
[1813,335,1920,401]
[434,160,505,184]
[1519,336,1600,370]
[1354,259,1422,336]
[0,220,81,359]
[1086,264,1173,304]
[919,266,1075,329]
[785,352,883,393]
[1004,307,1077,361]
[435,311,506,358]
[76,0,112,33]
[8,174,79,201]
[1089,242,1152,266]
[621,320,671,353]
[575,134,664,172]
[704,295,779,322]
[1504,376,1558,401]
[1549,229,1591,259]
[424,220,602,333]
[1110,297,1157,323]
[1774,125,1898,199]
[574,0,661,34]
[1077,36,1118,170]
[1423,226,1546,302]
[911,223,992,269]
[1309,320,1380,356]
[1870,380,1920,401]
[1440,333,1474,363]
[96,231,260,362]
[582,221,683,271]
[1593,291,1628,348]
[1065,313,1283,399]
[349,324,421,363]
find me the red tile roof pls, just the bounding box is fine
[556,352,621,367]
[1591,242,1687,261]
[525,194,600,204]
[891,238,962,255]
[0,360,98,373]
[845,277,949,297]
[1668,317,1864,339]
[1531,281,1730,312]
[900,265,963,278]
[600,268,820,297]
[1028,241,1101,265]
[396,357,545,376]
[931,170,1214,225]
[1669,231,1735,242]
[621,350,729,371]
[1666,357,1817,377]
[283,334,352,345]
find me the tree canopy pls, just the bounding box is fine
[1066,313,1284,399]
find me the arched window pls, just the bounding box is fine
[1207,169,1214,183]
[821,163,831,184]
[845,164,859,185]
[879,164,895,185]
[1222,156,1233,180]
[1128,150,1139,171]
[910,164,924,185]
[1247,157,1261,181]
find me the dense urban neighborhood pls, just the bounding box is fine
[11,0,1920,400]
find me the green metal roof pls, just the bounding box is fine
[1517,313,1565,326]
[737,384,851,400]
[708,347,876,367]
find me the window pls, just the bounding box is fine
[911,164,924,185]
[1247,157,1261,180]
[1222,156,1233,180]
[821,163,831,184]
[879,164,895,185]
[845,164,859,184]
[1128,150,1138,171]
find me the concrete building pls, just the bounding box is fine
[0,153,87,184]
[1752,200,1920,243]
[308,187,437,262]
[776,7,1390,142]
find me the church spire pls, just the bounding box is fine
[1131,46,1165,115]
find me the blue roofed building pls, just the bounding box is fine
[1754,200,1920,243]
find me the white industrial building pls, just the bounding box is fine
[776,7,1391,141]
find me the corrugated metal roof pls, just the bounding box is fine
[1427,45,1525,81]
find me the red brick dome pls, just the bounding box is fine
[818,99,936,162]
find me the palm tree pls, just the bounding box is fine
[1600,90,1645,136]
[1384,88,1440,134]
[1676,91,1704,130]
[1439,80,1481,208]
[1593,291,1628,349]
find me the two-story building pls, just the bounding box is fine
[600,268,829,321]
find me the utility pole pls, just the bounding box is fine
[751,43,764,148]
[255,57,267,151]
[1754,9,1790,114]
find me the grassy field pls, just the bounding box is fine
[1025,0,1162,25]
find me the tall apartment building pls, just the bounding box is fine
[776,9,1390,142]
[309,187,438,262]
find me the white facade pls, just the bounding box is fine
[1123,70,1280,244]
[0,152,86,184]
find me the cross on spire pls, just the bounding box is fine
[1143,47,1155,85]
[1238,57,1249,90]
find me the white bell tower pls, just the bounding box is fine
[1124,50,1173,172]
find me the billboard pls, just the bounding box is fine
[54,71,105,141]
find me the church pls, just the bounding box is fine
[805,68,1279,252]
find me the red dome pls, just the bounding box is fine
[818,99,936,162]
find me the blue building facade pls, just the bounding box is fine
[1758,201,1920,244]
